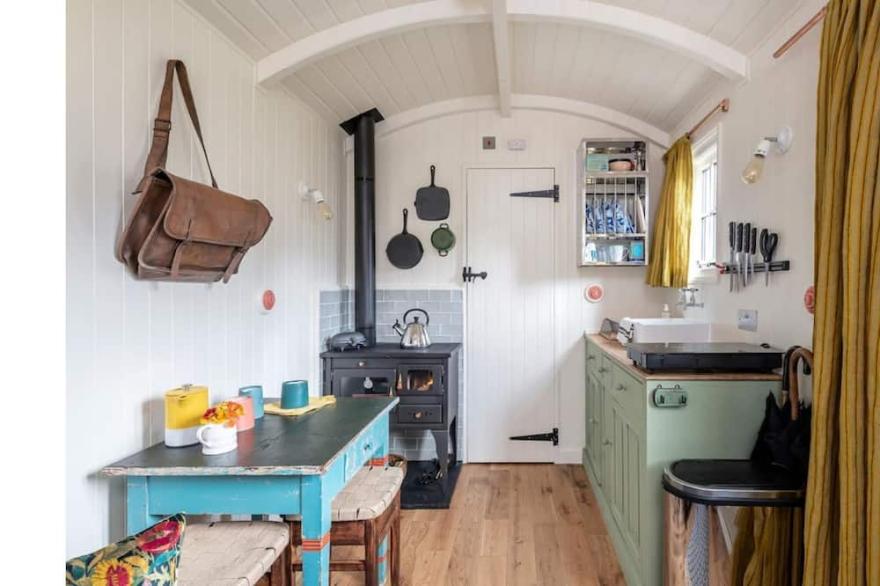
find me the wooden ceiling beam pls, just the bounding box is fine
[256,0,749,86]
[341,94,672,150]
[491,0,512,117]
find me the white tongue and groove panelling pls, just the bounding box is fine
[185,0,430,58]
[597,0,804,53]
[509,22,721,131]
[282,24,497,121]
[67,0,346,559]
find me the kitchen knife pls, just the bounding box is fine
[743,223,749,284]
[728,221,736,292]
[749,227,758,285]
[735,223,743,290]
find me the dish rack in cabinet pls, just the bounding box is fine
[578,138,650,267]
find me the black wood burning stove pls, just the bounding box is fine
[323,109,462,485]
[321,343,460,478]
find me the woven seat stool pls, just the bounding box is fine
[288,466,404,585]
[177,521,290,586]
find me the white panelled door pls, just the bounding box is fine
[465,167,557,462]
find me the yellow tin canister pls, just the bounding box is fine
[164,384,209,447]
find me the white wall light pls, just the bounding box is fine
[299,181,333,221]
[741,126,793,184]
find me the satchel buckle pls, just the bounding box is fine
[153,119,172,134]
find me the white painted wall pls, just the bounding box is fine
[345,110,677,462]
[676,0,822,361]
[67,0,346,557]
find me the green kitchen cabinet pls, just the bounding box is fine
[582,335,780,586]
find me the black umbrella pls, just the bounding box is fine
[751,346,813,483]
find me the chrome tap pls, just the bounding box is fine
[677,287,704,309]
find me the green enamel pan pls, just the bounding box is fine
[430,223,455,257]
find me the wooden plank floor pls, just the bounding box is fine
[295,464,625,585]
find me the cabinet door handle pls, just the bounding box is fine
[602,439,612,446]
[357,361,366,367]
[616,384,626,391]
[587,355,596,361]
[598,367,607,373]
[590,418,598,425]
[413,411,424,420]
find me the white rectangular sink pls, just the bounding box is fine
[617,317,711,345]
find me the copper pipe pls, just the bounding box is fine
[773,5,827,59]
[686,98,730,140]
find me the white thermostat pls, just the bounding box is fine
[507,138,527,151]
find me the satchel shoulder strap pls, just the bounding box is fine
[138,59,217,191]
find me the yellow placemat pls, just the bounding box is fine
[264,395,336,417]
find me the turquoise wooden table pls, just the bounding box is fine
[103,397,398,586]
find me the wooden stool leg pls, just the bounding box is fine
[364,519,378,586]
[390,507,401,585]
[288,521,301,584]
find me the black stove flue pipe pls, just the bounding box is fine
[340,108,384,347]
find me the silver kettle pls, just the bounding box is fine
[391,308,431,349]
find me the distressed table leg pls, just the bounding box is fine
[301,475,332,586]
[375,416,390,585]
[126,477,163,535]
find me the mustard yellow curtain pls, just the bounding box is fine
[730,507,804,585]
[804,0,880,584]
[647,136,693,288]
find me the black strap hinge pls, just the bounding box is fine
[510,184,559,203]
[509,428,559,446]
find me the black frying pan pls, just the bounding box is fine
[386,209,423,269]
[414,165,450,220]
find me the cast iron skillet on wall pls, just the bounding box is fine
[386,208,423,269]
[414,165,450,221]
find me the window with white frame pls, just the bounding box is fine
[691,129,718,275]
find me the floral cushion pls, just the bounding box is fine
[65,514,186,586]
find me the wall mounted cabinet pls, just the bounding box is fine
[577,139,649,267]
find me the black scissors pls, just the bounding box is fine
[760,229,779,286]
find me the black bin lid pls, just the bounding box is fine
[662,459,804,507]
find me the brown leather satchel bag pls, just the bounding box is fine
[116,60,271,283]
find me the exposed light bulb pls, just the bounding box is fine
[740,129,793,185]
[741,154,766,184]
[317,199,334,221]
[298,181,333,221]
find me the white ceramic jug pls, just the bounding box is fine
[196,423,238,455]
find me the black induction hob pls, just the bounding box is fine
[627,343,783,373]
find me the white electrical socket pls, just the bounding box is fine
[737,309,758,332]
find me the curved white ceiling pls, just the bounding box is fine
[184,0,802,132]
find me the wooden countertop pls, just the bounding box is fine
[585,334,782,382]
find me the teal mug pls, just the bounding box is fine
[630,240,645,261]
[281,380,309,409]
[239,385,264,419]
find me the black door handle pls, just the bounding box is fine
[462,266,488,283]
